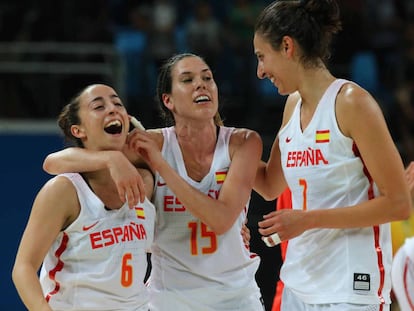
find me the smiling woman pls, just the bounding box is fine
[41,53,265,311]
[252,1,411,311]
[12,84,156,311]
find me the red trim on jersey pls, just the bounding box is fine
[352,142,385,311]
[45,232,69,302]
[354,142,387,307]
[403,257,414,310]
[374,224,386,306]
[366,165,386,306]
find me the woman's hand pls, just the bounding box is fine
[107,151,147,207]
[258,209,307,242]
[127,129,165,172]
[241,220,251,249]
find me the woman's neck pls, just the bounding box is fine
[174,122,219,181]
[175,122,218,152]
[81,170,124,210]
[299,67,335,108]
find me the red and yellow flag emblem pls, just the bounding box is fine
[215,170,227,184]
[135,207,145,219]
[315,130,330,143]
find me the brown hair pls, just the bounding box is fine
[255,0,342,67]
[57,87,87,147]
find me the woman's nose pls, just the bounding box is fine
[108,103,118,113]
[257,64,266,80]
[195,77,206,89]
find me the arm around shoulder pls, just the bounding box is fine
[43,148,148,206]
[43,147,117,174]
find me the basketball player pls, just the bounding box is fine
[12,84,155,311]
[43,54,265,310]
[252,1,411,310]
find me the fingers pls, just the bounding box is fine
[130,116,145,131]
[258,212,281,243]
[240,224,251,247]
[124,187,138,209]
[258,216,275,229]
[262,211,277,219]
[137,175,147,203]
[117,181,146,209]
[118,186,135,209]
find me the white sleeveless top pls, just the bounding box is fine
[278,79,392,305]
[148,126,262,310]
[39,172,155,311]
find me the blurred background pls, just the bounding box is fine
[1,0,413,310]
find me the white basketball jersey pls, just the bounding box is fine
[405,237,414,263]
[278,79,392,305]
[39,173,155,311]
[148,126,262,311]
[391,236,414,311]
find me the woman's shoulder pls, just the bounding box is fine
[336,81,384,137]
[336,81,380,113]
[228,127,262,156]
[42,174,78,193]
[34,175,80,225]
[230,127,261,143]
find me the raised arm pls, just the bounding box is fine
[134,129,262,235]
[43,148,146,207]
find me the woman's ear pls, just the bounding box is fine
[162,93,173,110]
[70,125,85,138]
[282,35,295,58]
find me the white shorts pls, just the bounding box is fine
[281,287,390,311]
[149,287,264,311]
[391,237,414,311]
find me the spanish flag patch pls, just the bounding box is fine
[315,130,330,143]
[135,207,145,219]
[215,170,227,184]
